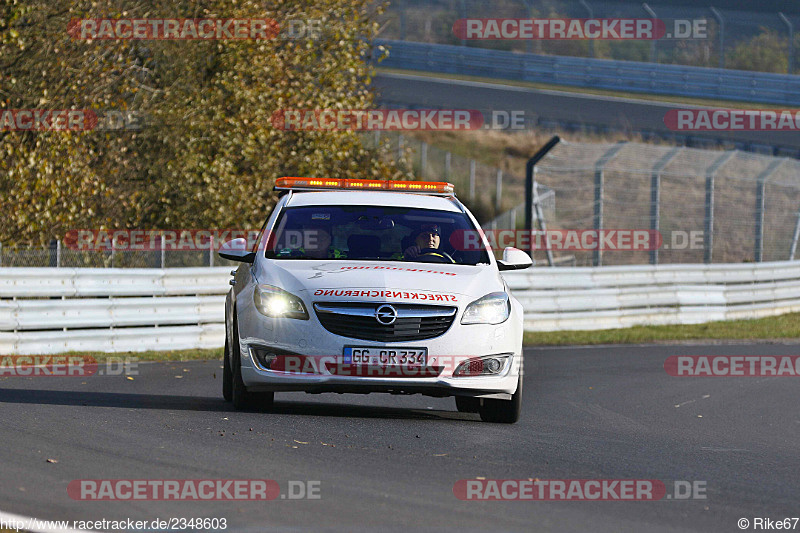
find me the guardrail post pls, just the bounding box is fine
[703,151,734,264]
[754,158,785,262]
[649,147,680,264]
[495,169,503,211]
[593,142,627,266]
[525,136,561,259]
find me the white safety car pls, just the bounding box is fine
[219,178,532,423]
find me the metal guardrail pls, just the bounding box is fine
[503,261,800,331]
[376,39,800,106]
[2,262,800,353]
[0,268,230,355]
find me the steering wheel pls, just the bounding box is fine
[416,247,456,264]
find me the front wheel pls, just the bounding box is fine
[222,337,233,402]
[455,396,480,413]
[230,318,274,411]
[479,374,523,423]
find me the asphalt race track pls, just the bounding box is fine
[1,343,798,532]
[374,72,800,153]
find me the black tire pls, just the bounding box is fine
[455,396,480,413]
[231,319,274,411]
[222,337,233,402]
[479,374,523,424]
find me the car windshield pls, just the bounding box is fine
[265,205,490,265]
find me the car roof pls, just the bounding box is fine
[284,190,462,212]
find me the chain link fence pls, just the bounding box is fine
[529,140,800,266]
[0,242,240,269]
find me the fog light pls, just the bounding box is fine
[453,355,511,377]
[250,347,278,370]
[485,358,502,374]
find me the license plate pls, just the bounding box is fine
[343,347,427,366]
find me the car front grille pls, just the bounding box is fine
[313,302,457,342]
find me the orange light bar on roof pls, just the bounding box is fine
[274,177,455,195]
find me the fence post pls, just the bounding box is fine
[373,130,380,148]
[703,151,735,264]
[790,209,800,260]
[0,241,2,267]
[420,142,428,178]
[710,7,725,69]
[534,181,555,267]
[209,235,215,267]
[754,158,785,262]
[642,3,658,63]
[649,147,680,265]
[160,236,165,269]
[398,134,404,161]
[398,0,406,41]
[779,13,793,74]
[469,159,476,201]
[525,136,561,259]
[593,142,626,267]
[495,169,503,211]
[445,152,451,179]
[48,239,58,267]
[459,0,467,46]
[579,0,595,58]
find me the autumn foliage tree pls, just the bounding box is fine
[0,0,400,245]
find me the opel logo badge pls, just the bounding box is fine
[375,304,398,325]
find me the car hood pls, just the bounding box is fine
[255,260,503,305]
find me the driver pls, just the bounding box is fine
[403,223,442,260]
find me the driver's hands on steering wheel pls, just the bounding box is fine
[404,245,421,258]
[410,247,456,264]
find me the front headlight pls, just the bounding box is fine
[461,292,510,325]
[253,284,308,320]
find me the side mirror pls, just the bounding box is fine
[218,238,256,263]
[497,247,533,271]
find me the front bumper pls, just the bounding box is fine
[236,298,524,399]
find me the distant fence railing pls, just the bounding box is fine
[376,39,800,106]
[3,262,800,354]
